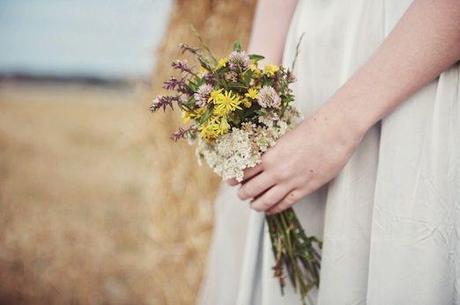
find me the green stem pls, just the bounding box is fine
[264,208,322,305]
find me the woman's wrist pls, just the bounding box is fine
[320,70,397,138]
[313,92,379,143]
[299,94,370,150]
[327,93,380,136]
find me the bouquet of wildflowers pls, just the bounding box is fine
[150,38,322,304]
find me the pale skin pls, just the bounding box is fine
[227,0,460,214]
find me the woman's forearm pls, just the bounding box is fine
[233,0,460,213]
[248,0,298,65]
[328,0,460,134]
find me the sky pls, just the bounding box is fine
[0,0,173,79]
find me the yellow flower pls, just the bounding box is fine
[181,111,192,124]
[213,90,242,116]
[181,107,207,124]
[200,121,219,141]
[249,63,261,76]
[245,88,259,100]
[208,89,224,103]
[194,107,207,118]
[219,117,230,134]
[216,57,228,70]
[199,117,230,141]
[264,64,279,76]
[198,66,208,77]
[243,98,252,108]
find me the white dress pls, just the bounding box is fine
[198,0,460,304]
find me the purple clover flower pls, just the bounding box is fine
[228,51,249,70]
[203,72,214,84]
[193,84,213,106]
[256,86,282,109]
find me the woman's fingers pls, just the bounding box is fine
[250,184,292,212]
[226,163,264,186]
[238,171,275,200]
[242,163,264,182]
[266,188,305,214]
[226,178,239,186]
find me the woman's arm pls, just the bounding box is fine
[234,0,460,214]
[331,0,460,134]
[247,0,298,64]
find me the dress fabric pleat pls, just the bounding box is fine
[197,1,460,304]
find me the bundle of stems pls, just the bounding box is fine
[266,208,322,305]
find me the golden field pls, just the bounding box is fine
[0,80,219,305]
[0,1,258,304]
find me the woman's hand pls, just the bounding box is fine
[227,102,366,214]
[227,0,460,215]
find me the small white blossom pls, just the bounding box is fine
[192,105,302,181]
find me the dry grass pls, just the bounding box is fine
[0,80,216,305]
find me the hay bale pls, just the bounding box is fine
[146,0,256,304]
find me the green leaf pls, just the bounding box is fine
[249,54,265,62]
[242,70,254,85]
[199,108,213,124]
[255,108,268,116]
[233,40,242,52]
[187,80,198,91]
[228,82,248,90]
